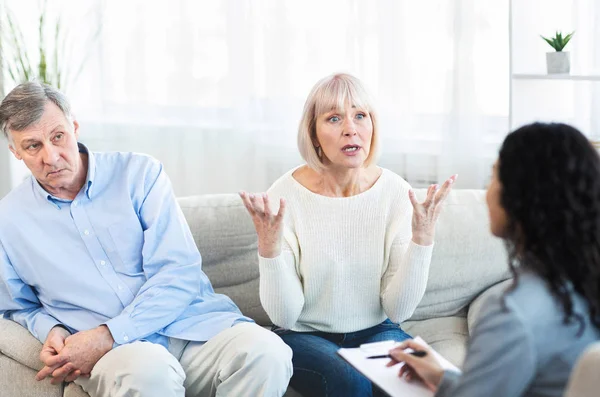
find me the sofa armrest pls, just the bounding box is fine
[564,342,600,397]
[467,278,513,332]
[0,317,44,371]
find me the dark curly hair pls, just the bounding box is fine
[499,122,600,332]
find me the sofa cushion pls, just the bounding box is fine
[0,355,62,397]
[409,189,511,321]
[401,316,469,368]
[0,317,44,371]
[467,278,513,332]
[178,194,271,325]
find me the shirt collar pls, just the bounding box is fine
[82,143,96,199]
[33,142,96,205]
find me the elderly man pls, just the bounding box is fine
[0,82,292,397]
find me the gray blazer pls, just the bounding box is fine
[437,270,600,397]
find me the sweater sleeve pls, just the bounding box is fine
[258,229,304,329]
[381,194,433,323]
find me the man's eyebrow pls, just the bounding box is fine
[50,125,66,133]
[20,138,39,147]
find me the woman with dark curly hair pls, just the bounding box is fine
[387,122,600,396]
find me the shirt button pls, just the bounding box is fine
[100,260,106,266]
[73,200,78,207]
[123,335,129,342]
[83,230,90,236]
[118,285,123,290]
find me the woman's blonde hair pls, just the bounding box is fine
[297,73,380,172]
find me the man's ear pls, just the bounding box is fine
[73,120,80,140]
[9,144,22,161]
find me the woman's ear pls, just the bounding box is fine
[311,135,320,148]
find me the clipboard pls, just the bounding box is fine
[337,336,461,397]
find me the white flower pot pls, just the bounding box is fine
[546,51,570,74]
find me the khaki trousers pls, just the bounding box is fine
[75,322,293,397]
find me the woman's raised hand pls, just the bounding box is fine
[239,191,286,258]
[408,174,457,246]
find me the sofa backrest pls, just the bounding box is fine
[408,189,510,320]
[178,194,270,324]
[177,189,510,326]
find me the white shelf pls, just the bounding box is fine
[512,73,600,81]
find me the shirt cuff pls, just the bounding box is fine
[436,370,461,396]
[34,314,63,343]
[104,315,139,345]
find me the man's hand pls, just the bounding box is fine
[57,325,115,376]
[36,325,114,385]
[36,326,74,384]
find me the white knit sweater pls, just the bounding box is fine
[258,167,433,333]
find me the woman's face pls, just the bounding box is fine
[486,160,509,237]
[314,104,373,170]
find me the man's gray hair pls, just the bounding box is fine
[0,82,72,141]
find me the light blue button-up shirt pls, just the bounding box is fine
[0,144,251,347]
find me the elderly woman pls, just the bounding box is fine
[388,123,600,397]
[240,73,456,397]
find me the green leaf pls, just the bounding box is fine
[5,10,33,83]
[541,35,557,50]
[38,3,48,84]
[562,32,574,50]
[54,17,62,89]
[2,1,101,92]
[541,30,575,52]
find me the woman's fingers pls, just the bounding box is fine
[262,194,272,217]
[387,340,431,366]
[422,184,438,208]
[388,349,421,368]
[394,339,430,353]
[248,193,264,214]
[433,174,457,205]
[412,174,458,211]
[276,198,286,220]
[408,189,420,209]
[409,184,437,210]
[398,363,411,377]
[239,192,257,216]
[240,191,285,226]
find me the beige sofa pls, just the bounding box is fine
[0,189,596,396]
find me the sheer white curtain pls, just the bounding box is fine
[3,0,512,196]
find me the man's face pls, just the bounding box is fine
[8,102,83,198]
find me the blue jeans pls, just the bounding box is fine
[274,319,411,397]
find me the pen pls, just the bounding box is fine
[366,350,427,359]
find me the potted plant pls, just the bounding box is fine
[0,1,101,92]
[541,31,574,74]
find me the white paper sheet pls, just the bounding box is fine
[337,336,461,397]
